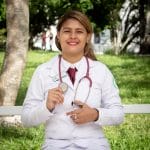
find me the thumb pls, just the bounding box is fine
[73,100,88,108]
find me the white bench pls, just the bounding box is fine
[0,104,150,116]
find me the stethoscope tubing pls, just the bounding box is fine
[59,55,92,86]
[58,55,92,106]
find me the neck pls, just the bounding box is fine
[62,53,83,64]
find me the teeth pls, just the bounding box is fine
[68,42,77,45]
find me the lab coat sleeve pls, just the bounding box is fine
[21,66,53,127]
[95,66,124,126]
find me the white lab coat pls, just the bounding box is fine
[21,55,124,150]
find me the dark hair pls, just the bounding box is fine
[55,10,97,60]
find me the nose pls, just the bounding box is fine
[70,31,77,39]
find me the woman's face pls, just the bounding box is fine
[57,18,90,57]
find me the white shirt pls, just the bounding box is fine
[21,55,124,149]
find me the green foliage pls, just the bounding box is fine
[0,124,44,150]
[87,0,125,30]
[0,0,5,21]
[28,0,125,36]
[0,0,126,35]
[0,28,6,50]
[29,0,94,36]
[0,0,6,28]
[29,0,58,35]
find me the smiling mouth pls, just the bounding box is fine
[67,42,79,46]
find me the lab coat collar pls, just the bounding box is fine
[60,56,85,89]
[61,56,85,72]
[46,55,94,90]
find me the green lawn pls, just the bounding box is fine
[0,50,150,150]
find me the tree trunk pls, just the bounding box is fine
[0,0,29,106]
[111,23,122,55]
[139,0,150,54]
[139,0,146,53]
[118,0,140,54]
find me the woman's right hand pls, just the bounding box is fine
[46,87,64,111]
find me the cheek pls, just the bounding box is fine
[82,35,89,43]
[81,39,87,47]
[59,38,66,47]
[59,35,68,43]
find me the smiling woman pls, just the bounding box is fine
[55,10,96,62]
[57,18,90,62]
[21,10,124,150]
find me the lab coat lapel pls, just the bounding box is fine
[47,56,60,82]
[46,55,74,89]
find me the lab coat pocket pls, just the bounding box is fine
[45,113,74,139]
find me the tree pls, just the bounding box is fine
[139,0,150,54]
[112,0,150,54]
[87,0,124,30]
[0,0,29,106]
[119,0,139,53]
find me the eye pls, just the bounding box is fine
[63,30,70,33]
[76,30,84,34]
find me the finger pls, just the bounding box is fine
[74,119,80,124]
[49,89,64,103]
[66,109,80,116]
[72,116,81,124]
[70,114,80,123]
[54,91,64,101]
[73,100,86,108]
[70,108,83,115]
[70,114,77,120]
[53,94,64,104]
[47,92,63,105]
[57,87,64,93]
[49,87,63,94]
[66,111,74,116]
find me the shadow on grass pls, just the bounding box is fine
[0,124,44,140]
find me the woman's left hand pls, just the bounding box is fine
[66,100,99,124]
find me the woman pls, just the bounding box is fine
[21,10,124,150]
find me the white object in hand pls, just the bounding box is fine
[59,82,68,93]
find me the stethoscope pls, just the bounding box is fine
[58,55,92,107]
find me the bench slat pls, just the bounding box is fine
[0,106,22,116]
[0,104,150,116]
[123,104,150,114]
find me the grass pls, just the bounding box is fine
[96,54,150,104]
[0,124,44,150]
[0,50,150,149]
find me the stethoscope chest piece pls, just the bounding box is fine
[59,82,68,93]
